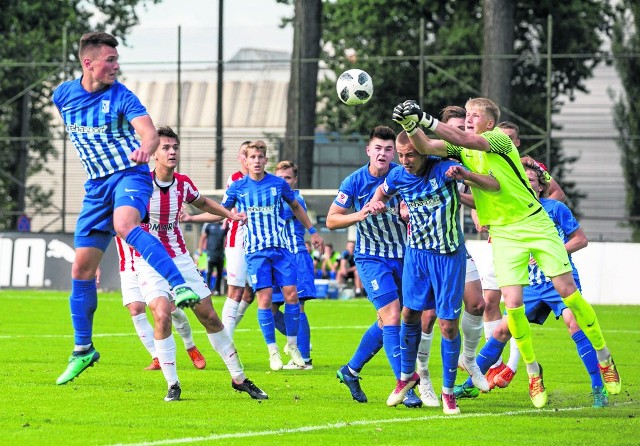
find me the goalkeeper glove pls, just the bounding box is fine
[392,103,417,135]
[402,100,439,132]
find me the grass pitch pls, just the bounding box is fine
[0,290,638,445]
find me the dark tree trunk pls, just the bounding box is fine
[284,0,321,188]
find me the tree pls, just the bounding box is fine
[611,1,640,241]
[282,0,322,188]
[482,0,514,108]
[318,0,614,210]
[0,0,161,231]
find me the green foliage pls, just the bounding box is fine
[318,1,615,211]
[611,1,640,241]
[0,0,161,230]
[0,291,638,444]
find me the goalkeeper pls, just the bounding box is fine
[391,97,620,408]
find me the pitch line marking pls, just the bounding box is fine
[108,402,635,446]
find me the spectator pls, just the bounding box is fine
[199,221,227,295]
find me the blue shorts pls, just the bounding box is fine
[75,165,152,251]
[246,247,297,291]
[356,254,403,310]
[402,246,466,320]
[523,272,582,325]
[295,251,316,300]
[271,253,315,303]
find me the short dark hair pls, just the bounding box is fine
[157,126,180,144]
[440,105,466,123]
[369,125,395,142]
[79,32,118,59]
[497,121,520,138]
[522,159,549,195]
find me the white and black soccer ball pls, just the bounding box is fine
[336,69,373,105]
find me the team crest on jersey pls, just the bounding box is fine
[336,192,348,205]
[430,179,438,189]
[101,100,110,113]
[271,187,277,196]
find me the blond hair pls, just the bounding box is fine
[247,139,267,155]
[465,98,500,127]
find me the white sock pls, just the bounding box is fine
[461,311,483,360]
[484,319,503,368]
[417,331,433,376]
[171,307,195,349]
[132,313,156,357]
[221,298,240,336]
[506,337,520,372]
[155,334,178,386]
[236,300,252,327]
[208,330,246,382]
[286,336,298,350]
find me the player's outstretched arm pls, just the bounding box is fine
[181,212,224,223]
[565,227,588,255]
[289,200,324,253]
[368,185,391,215]
[445,165,500,192]
[130,115,160,163]
[191,195,245,224]
[326,203,370,230]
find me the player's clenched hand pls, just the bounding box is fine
[445,165,468,181]
[392,103,417,134]
[130,149,151,164]
[368,200,388,216]
[231,211,247,226]
[402,100,438,131]
[310,233,324,253]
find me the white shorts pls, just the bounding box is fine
[136,252,211,304]
[465,255,480,283]
[478,247,499,291]
[225,246,250,287]
[120,270,144,306]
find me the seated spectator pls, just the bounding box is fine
[318,243,340,279]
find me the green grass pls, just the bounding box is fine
[1,291,638,445]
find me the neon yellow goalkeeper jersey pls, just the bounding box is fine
[445,128,542,226]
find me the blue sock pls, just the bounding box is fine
[70,279,98,347]
[441,334,461,388]
[126,226,184,288]
[257,308,276,344]
[383,325,401,379]
[348,321,383,372]
[400,322,421,376]
[572,330,603,387]
[273,309,286,335]
[298,312,311,360]
[465,336,507,387]
[284,303,300,337]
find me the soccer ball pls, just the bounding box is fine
[336,69,373,105]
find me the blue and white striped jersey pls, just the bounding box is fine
[382,158,463,253]
[221,173,295,254]
[281,190,307,254]
[53,79,149,179]
[334,163,406,259]
[529,198,580,284]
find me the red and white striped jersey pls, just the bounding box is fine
[114,236,136,272]
[225,170,245,248]
[140,171,200,258]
